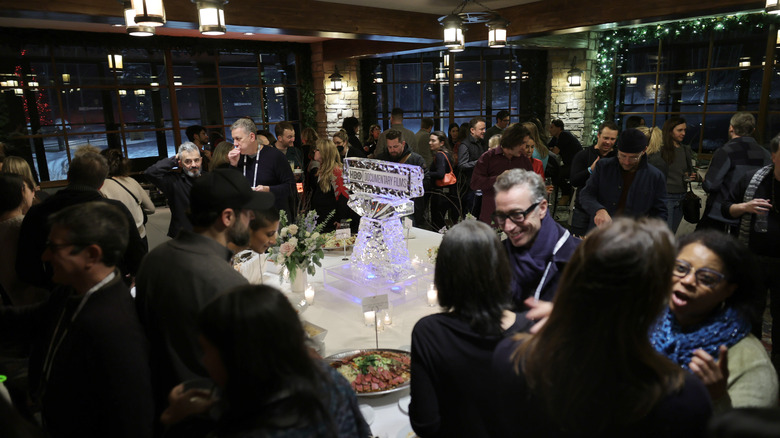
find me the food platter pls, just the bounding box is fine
[322,234,357,250]
[325,349,411,397]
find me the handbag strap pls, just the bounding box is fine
[439,151,454,173]
[109,177,140,205]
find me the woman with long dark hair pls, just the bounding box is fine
[648,117,696,232]
[341,117,366,158]
[650,230,778,414]
[363,124,380,157]
[162,285,371,437]
[426,130,459,230]
[492,218,712,436]
[447,123,459,150]
[410,220,525,437]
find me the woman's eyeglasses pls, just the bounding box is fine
[672,259,726,289]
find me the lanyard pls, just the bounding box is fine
[42,272,116,382]
[533,230,570,300]
[242,148,262,187]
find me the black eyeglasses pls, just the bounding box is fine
[672,259,726,289]
[491,202,540,227]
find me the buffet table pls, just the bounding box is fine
[263,227,443,438]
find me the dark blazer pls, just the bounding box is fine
[0,274,154,438]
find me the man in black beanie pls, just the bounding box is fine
[579,128,667,230]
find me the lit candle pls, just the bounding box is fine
[376,318,384,332]
[427,285,438,307]
[412,256,420,264]
[383,310,392,325]
[363,310,375,326]
[304,286,315,305]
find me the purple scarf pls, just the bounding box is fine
[506,214,561,303]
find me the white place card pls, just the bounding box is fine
[362,294,389,312]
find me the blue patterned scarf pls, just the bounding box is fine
[649,306,751,371]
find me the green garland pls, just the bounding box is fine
[592,12,775,139]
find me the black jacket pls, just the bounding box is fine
[144,156,196,238]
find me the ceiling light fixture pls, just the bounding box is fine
[438,0,509,50]
[131,0,166,27]
[194,0,227,35]
[124,1,155,36]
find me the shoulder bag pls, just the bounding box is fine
[435,152,457,187]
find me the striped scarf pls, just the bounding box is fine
[738,164,773,246]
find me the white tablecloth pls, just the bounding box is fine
[262,227,443,438]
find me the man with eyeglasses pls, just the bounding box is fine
[579,128,667,230]
[2,202,154,438]
[145,141,203,238]
[18,152,144,289]
[485,110,510,143]
[493,169,580,315]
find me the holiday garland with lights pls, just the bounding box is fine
[591,12,775,139]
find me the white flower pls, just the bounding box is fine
[305,231,311,237]
[288,224,299,235]
[288,237,298,248]
[277,254,286,265]
[311,232,320,240]
[280,227,288,238]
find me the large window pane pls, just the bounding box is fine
[171,51,217,86]
[219,52,259,86]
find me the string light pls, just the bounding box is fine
[591,12,771,139]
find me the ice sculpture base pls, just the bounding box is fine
[323,261,434,305]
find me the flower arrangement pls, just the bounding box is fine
[268,209,334,284]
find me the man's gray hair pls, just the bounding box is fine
[231,118,257,137]
[730,112,755,137]
[494,169,546,204]
[178,142,200,156]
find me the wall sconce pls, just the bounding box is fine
[767,0,780,14]
[776,29,780,46]
[108,53,124,71]
[487,18,508,48]
[567,57,583,87]
[274,86,285,95]
[61,74,71,85]
[504,70,517,81]
[441,14,463,47]
[124,1,155,36]
[131,0,166,27]
[195,0,226,35]
[738,57,751,68]
[626,76,637,85]
[118,89,127,96]
[134,89,146,96]
[14,88,23,95]
[443,53,450,67]
[329,66,343,92]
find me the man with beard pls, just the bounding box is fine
[568,121,618,236]
[579,128,667,230]
[376,129,426,226]
[144,142,203,238]
[134,168,274,414]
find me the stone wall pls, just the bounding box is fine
[546,32,599,147]
[313,49,360,138]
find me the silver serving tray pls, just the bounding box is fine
[324,349,411,397]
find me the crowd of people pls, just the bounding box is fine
[0,107,778,437]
